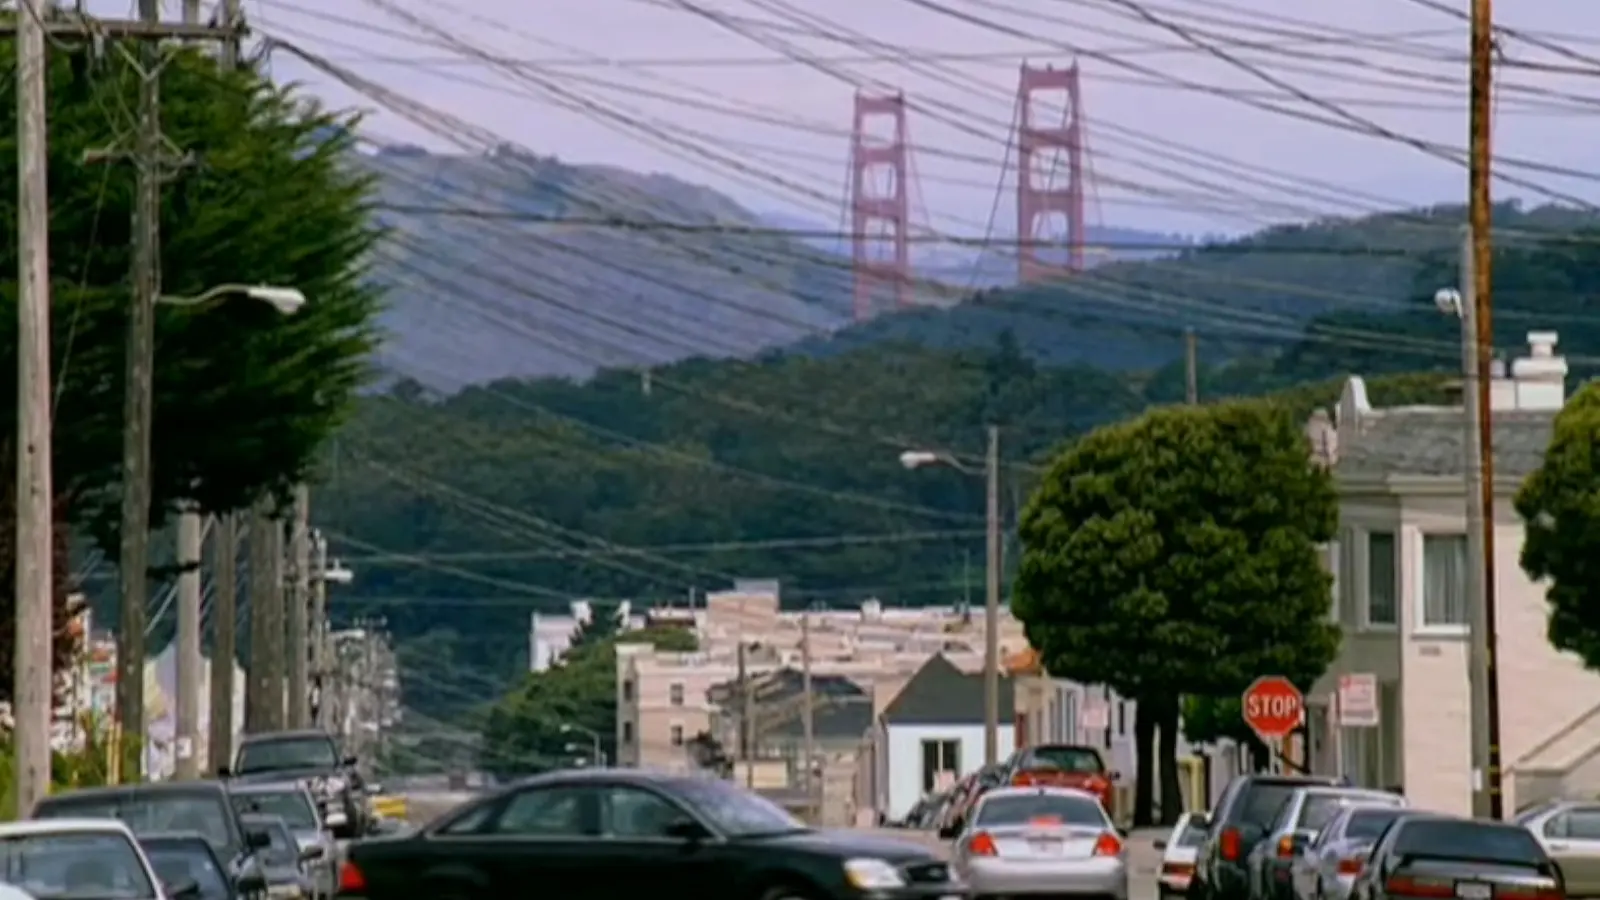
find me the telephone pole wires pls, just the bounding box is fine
[14,0,56,817]
[287,486,311,728]
[1468,0,1505,820]
[208,513,238,773]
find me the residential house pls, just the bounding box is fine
[867,654,1017,821]
[1308,330,1592,815]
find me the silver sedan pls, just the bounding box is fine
[950,785,1129,899]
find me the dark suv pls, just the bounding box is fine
[1192,774,1338,900]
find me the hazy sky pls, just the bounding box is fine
[211,0,1600,236]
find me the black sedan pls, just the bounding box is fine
[338,769,963,899]
[1349,814,1563,900]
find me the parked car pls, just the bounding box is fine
[240,814,318,900]
[1156,811,1211,900]
[0,819,169,900]
[941,764,1009,835]
[1246,787,1403,900]
[1516,798,1600,898]
[1289,803,1410,900]
[140,831,240,900]
[229,783,336,899]
[32,781,270,900]
[1348,815,1562,900]
[947,785,1127,899]
[225,729,370,839]
[1191,774,1339,900]
[1002,744,1118,819]
[337,768,959,899]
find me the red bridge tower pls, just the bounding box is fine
[850,91,911,320]
[1016,63,1086,283]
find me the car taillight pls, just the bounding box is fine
[1384,875,1455,898]
[1337,858,1364,876]
[1276,835,1296,858]
[1220,826,1242,862]
[969,832,998,856]
[338,861,367,894]
[1011,774,1033,787]
[1094,832,1123,856]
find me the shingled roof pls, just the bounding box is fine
[881,654,1015,726]
[1335,408,1555,480]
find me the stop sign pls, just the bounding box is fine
[1242,676,1304,739]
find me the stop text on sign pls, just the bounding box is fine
[1240,675,1304,740]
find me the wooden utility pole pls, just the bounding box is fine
[738,641,754,788]
[1468,0,1505,820]
[208,513,238,773]
[246,499,284,731]
[1184,328,1199,405]
[174,510,203,779]
[983,425,1001,767]
[287,486,311,728]
[800,612,816,821]
[13,0,55,817]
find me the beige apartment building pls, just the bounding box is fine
[614,581,1027,771]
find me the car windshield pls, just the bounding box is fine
[1239,782,1308,826]
[1300,793,1399,832]
[236,736,338,774]
[33,794,234,855]
[1018,746,1104,773]
[1177,819,1209,847]
[1396,820,1547,865]
[242,819,296,866]
[672,779,805,837]
[231,790,317,831]
[141,841,230,900]
[975,793,1106,828]
[1346,808,1407,841]
[0,831,158,900]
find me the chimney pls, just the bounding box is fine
[1511,330,1567,410]
[1488,357,1516,411]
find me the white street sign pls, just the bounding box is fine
[1337,673,1380,727]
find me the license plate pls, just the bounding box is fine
[1029,838,1063,852]
[1456,883,1493,900]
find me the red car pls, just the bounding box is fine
[1004,743,1118,818]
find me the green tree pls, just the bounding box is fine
[0,43,379,545]
[479,626,696,776]
[1516,381,1600,665]
[1013,400,1340,825]
[1180,695,1268,767]
[568,603,624,651]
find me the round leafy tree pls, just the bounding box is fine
[1013,399,1340,820]
[1516,381,1600,666]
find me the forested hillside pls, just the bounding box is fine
[320,204,1600,720]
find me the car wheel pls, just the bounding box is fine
[758,885,820,900]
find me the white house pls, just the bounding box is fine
[869,654,1017,821]
[1306,330,1598,815]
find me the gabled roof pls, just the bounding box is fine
[707,667,864,706]
[881,654,1014,726]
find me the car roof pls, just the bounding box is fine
[240,729,333,744]
[137,831,213,846]
[36,781,230,802]
[0,818,137,837]
[230,782,310,795]
[240,813,291,829]
[977,785,1101,803]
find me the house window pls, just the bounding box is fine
[1421,534,1469,627]
[669,683,684,706]
[1366,531,1397,626]
[670,725,684,747]
[622,679,635,702]
[920,739,961,793]
[622,722,634,744]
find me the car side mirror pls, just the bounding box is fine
[300,844,325,862]
[663,819,710,841]
[938,823,961,840]
[342,755,358,767]
[216,766,231,778]
[1154,839,1168,851]
[1192,813,1211,829]
[246,829,272,849]
[1291,831,1314,852]
[165,877,201,900]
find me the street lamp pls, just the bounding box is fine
[559,723,604,766]
[142,281,307,781]
[900,425,1003,767]
[159,284,307,315]
[1436,234,1503,818]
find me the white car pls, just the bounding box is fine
[949,786,1129,899]
[1155,812,1209,900]
[0,818,171,899]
